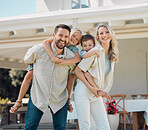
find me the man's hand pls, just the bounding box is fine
[68,98,73,113]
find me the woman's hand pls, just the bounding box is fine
[97,90,111,101]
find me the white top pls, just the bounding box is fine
[24,43,76,113]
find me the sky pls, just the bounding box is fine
[0,0,36,17]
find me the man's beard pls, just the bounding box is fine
[55,39,66,49]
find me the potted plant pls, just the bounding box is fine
[0,97,11,125]
[106,99,119,130]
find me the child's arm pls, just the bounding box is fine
[59,52,81,64]
[43,38,61,64]
[84,71,98,88]
[82,49,100,59]
[84,71,111,100]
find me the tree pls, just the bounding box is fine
[0,68,28,101]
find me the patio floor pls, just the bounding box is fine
[0,123,147,130]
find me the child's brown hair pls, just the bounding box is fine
[81,34,95,46]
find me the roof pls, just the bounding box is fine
[0,2,148,70]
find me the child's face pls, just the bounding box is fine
[82,39,95,52]
[70,32,81,46]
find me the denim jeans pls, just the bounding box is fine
[24,97,68,130]
[50,101,68,130]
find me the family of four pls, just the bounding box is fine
[10,23,118,130]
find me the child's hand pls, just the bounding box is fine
[59,59,68,64]
[51,57,61,64]
[95,50,100,57]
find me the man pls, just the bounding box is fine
[24,24,75,130]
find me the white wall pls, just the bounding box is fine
[110,38,148,98]
[36,0,72,12]
[111,0,148,5]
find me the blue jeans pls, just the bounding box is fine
[50,101,68,130]
[25,97,68,130]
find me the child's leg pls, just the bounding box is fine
[84,71,111,100]
[67,74,75,113]
[17,70,33,101]
[84,71,98,88]
[10,70,33,113]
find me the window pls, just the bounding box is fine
[72,0,90,9]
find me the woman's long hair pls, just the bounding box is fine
[96,23,119,62]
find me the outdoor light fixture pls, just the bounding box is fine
[36,28,46,33]
[9,30,16,36]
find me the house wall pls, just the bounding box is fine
[110,38,148,98]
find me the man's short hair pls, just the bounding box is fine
[54,24,71,35]
[81,34,95,46]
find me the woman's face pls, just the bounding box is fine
[97,26,111,44]
[70,32,81,46]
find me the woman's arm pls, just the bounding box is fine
[74,66,99,97]
[82,49,100,59]
[43,38,61,64]
[59,52,81,64]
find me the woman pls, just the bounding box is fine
[74,23,118,130]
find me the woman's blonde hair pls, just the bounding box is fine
[96,23,119,62]
[71,28,82,45]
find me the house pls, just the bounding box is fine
[0,0,148,98]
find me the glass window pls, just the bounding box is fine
[72,0,90,9]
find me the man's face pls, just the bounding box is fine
[54,28,70,49]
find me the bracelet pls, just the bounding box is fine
[68,98,71,100]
